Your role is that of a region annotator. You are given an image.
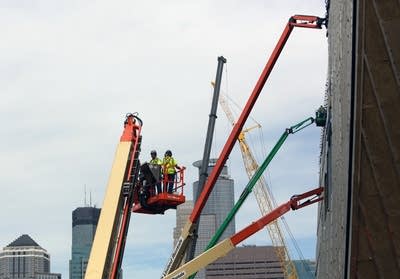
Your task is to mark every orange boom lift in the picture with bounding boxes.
[163,15,325,276]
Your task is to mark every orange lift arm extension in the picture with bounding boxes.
[164,187,324,279]
[162,15,325,276]
[85,114,142,279]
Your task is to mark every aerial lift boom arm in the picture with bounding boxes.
[162,15,324,276]
[164,187,324,279]
[187,117,315,279]
[85,114,142,279]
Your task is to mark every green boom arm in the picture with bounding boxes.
[187,116,315,279]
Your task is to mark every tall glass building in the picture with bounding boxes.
[69,207,100,279]
[0,234,56,279]
[192,159,235,279]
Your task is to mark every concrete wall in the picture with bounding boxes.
[316,1,354,278]
[317,0,400,278]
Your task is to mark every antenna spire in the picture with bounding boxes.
[84,184,87,206]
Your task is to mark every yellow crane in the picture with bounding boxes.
[214,82,299,279]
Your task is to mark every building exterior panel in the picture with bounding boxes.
[317,0,400,278]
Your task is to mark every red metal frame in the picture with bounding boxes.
[290,15,323,29]
[161,167,186,194]
[132,167,187,214]
[290,186,324,210]
[231,187,324,245]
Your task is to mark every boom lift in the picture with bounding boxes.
[164,187,324,279]
[216,88,326,279]
[85,113,143,279]
[162,15,325,276]
[85,114,187,279]
[187,116,319,279]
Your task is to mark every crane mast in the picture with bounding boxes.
[185,56,227,263]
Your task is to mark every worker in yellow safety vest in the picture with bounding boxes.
[162,150,181,193]
[149,150,163,194]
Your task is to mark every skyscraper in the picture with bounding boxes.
[0,234,60,279]
[69,207,100,279]
[192,159,235,279]
[173,200,194,248]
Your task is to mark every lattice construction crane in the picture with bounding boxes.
[216,90,299,279]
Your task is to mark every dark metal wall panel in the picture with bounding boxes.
[317,0,400,278]
[350,0,400,278]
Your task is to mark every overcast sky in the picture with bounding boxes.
[0,1,328,278]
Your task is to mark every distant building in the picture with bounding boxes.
[69,207,100,279]
[0,234,59,279]
[205,245,284,279]
[173,200,194,248]
[192,159,235,279]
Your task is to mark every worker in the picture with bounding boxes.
[149,150,163,194]
[162,150,181,193]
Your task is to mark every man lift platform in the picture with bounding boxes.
[85,113,186,279]
[132,163,186,214]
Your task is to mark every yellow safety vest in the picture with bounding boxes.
[150,158,162,165]
[163,156,178,174]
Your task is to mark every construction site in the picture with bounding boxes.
[79,1,400,278]
[1,1,399,279]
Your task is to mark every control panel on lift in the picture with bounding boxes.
[132,163,186,214]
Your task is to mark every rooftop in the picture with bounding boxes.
[6,234,41,248]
